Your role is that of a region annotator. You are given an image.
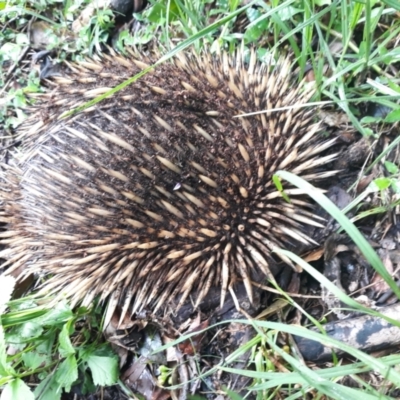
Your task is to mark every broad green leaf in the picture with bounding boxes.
[22,352,48,371]
[55,355,78,393]
[34,373,62,400]
[147,1,179,23]
[19,321,43,339]
[277,6,302,20]
[0,43,22,62]
[0,378,34,400]
[39,302,73,326]
[385,161,399,174]
[86,354,119,386]
[58,324,75,357]
[384,109,400,123]
[15,33,28,45]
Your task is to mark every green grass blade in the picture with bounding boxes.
[275,170,400,300]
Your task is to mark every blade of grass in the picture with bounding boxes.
[381,0,400,11]
[275,249,400,327]
[153,319,400,389]
[220,354,400,386]
[275,170,400,300]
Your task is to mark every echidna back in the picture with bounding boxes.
[1,49,337,319]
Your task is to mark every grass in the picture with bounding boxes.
[1,0,400,399]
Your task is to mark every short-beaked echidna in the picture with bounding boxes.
[1,48,337,318]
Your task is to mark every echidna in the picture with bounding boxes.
[0,47,337,320]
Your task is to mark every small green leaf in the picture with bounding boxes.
[58,323,75,357]
[384,161,398,174]
[361,116,382,124]
[12,90,27,108]
[86,354,119,386]
[387,79,400,94]
[19,321,43,339]
[244,8,268,43]
[147,1,178,23]
[371,177,391,191]
[391,180,400,194]
[0,43,22,62]
[40,302,73,326]
[384,109,400,123]
[36,332,56,367]
[15,33,28,45]
[21,352,48,371]
[277,6,302,21]
[363,127,375,137]
[55,355,78,393]
[0,378,34,400]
